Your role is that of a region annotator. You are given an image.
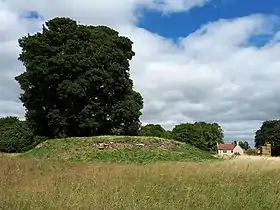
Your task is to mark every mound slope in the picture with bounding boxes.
[22,136,216,163]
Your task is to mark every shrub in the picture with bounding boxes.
[245,148,259,156]
[0,117,47,153]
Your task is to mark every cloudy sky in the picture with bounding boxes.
[1,0,280,145]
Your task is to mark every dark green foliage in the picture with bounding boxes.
[0,116,18,129]
[238,141,250,150]
[245,148,258,156]
[15,17,143,138]
[255,120,280,156]
[140,124,165,137]
[232,140,250,150]
[161,130,173,139]
[139,124,172,139]
[139,124,166,137]
[0,117,47,153]
[172,122,224,151]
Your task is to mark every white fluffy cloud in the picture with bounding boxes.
[1,0,280,144]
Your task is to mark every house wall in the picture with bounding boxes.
[218,149,233,156]
[233,145,244,155]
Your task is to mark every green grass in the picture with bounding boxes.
[21,136,216,163]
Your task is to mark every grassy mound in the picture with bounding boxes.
[21,136,216,163]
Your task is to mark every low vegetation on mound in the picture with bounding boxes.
[21,136,216,163]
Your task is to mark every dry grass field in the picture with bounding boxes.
[1,154,280,210]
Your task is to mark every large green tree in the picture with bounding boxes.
[255,120,280,156]
[15,17,143,138]
[172,122,224,151]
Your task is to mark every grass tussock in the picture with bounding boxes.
[21,136,216,163]
[1,155,280,210]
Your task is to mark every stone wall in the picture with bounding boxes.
[93,141,174,150]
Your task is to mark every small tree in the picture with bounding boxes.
[140,124,166,137]
[139,124,172,139]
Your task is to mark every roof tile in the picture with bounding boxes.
[217,144,235,150]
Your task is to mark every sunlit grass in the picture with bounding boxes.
[1,156,280,210]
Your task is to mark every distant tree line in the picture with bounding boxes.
[139,122,224,151]
[0,116,226,153]
[231,140,250,150]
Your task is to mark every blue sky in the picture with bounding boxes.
[139,0,280,43]
[24,0,280,47]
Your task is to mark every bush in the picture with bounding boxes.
[0,117,47,153]
[245,148,259,156]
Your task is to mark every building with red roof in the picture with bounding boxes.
[217,142,244,156]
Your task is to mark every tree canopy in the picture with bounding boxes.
[15,17,143,138]
[255,120,280,156]
[0,117,46,153]
[172,122,224,151]
[139,124,172,139]
[238,141,250,150]
[232,141,250,150]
